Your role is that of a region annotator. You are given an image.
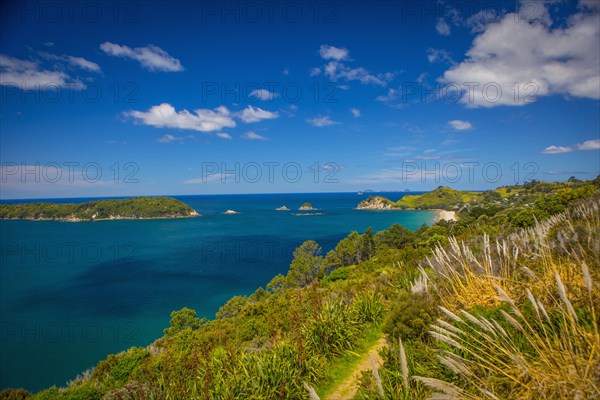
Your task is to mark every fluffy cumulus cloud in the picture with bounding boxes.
[237,106,279,123]
[242,131,268,140]
[319,45,350,61]
[307,116,339,127]
[542,139,600,154]
[249,89,278,101]
[441,1,600,107]
[100,42,183,72]
[0,54,85,89]
[448,120,473,130]
[127,103,236,132]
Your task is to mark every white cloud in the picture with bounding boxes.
[40,52,101,73]
[66,56,101,72]
[350,108,361,118]
[580,0,600,11]
[319,45,350,61]
[307,116,339,127]
[441,1,600,107]
[238,105,279,123]
[448,120,473,130]
[465,9,503,33]
[242,131,269,140]
[0,54,84,89]
[313,45,394,87]
[417,72,428,84]
[324,61,390,86]
[426,48,454,65]
[216,132,233,140]
[542,145,571,154]
[376,88,398,103]
[127,103,236,132]
[157,134,183,143]
[310,67,321,76]
[542,139,600,154]
[99,42,183,72]
[183,174,223,184]
[249,89,278,101]
[577,139,600,150]
[436,18,451,35]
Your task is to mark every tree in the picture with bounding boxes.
[334,232,362,267]
[266,274,286,293]
[286,240,323,287]
[216,296,247,319]
[378,224,413,249]
[361,227,376,260]
[164,307,205,336]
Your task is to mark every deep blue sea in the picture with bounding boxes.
[0,192,433,392]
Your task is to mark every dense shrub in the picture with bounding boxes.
[0,389,30,400]
[91,347,149,387]
[352,292,385,323]
[303,299,360,358]
[382,293,437,342]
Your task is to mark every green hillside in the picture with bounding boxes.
[3,177,599,399]
[0,197,199,221]
[394,186,482,209]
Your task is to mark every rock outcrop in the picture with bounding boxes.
[357,196,397,210]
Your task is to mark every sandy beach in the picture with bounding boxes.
[434,210,457,222]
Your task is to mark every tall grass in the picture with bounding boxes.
[416,200,600,399]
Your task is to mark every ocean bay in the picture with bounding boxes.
[0,192,433,391]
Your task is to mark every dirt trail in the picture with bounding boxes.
[325,337,387,400]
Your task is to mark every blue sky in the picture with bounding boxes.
[1,0,599,199]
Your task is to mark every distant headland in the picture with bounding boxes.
[356,186,476,221]
[0,197,200,221]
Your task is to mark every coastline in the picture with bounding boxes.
[0,212,201,222]
[433,209,457,222]
[356,206,456,224]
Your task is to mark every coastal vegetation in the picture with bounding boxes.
[0,197,199,221]
[358,186,481,210]
[2,177,599,399]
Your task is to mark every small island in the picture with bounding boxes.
[275,206,290,211]
[0,197,200,221]
[223,210,239,215]
[298,202,315,211]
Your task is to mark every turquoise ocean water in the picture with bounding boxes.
[0,192,434,392]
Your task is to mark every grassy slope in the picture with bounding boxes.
[359,186,483,210]
[393,186,482,209]
[0,197,198,220]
